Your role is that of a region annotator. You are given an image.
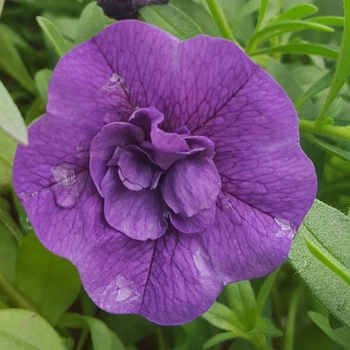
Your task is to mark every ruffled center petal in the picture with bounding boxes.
[90,107,221,240]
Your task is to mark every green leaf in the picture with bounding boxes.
[256,268,279,316]
[246,20,333,52]
[275,4,317,21]
[202,301,245,333]
[36,16,69,57]
[255,0,269,32]
[294,69,335,109]
[34,69,52,104]
[59,313,126,350]
[203,331,242,349]
[316,0,350,122]
[230,0,260,33]
[139,3,202,40]
[0,25,36,94]
[248,318,282,337]
[15,232,81,325]
[289,200,350,327]
[226,281,257,331]
[0,80,28,145]
[75,2,105,44]
[250,43,338,59]
[0,309,66,350]
[309,16,345,26]
[309,312,350,349]
[305,135,350,163]
[0,197,20,282]
[0,128,17,190]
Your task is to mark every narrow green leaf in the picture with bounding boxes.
[309,312,350,349]
[294,69,335,109]
[139,4,202,40]
[230,0,260,32]
[250,43,338,59]
[276,4,317,21]
[59,313,126,350]
[202,301,246,333]
[0,197,20,282]
[316,0,350,122]
[0,25,36,93]
[36,16,69,57]
[226,281,258,331]
[0,309,66,350]
[255,0,269,32]
[289,200,350,327]
[248,318,282,337]
[76,2,105,44]
[305,134,350,163]
[0,81,28,145]
[203,331,242,349]
[16,232,81,325]
[256,268,279,316]
[34,69,52,104]
[309,16,345,26]
[246,20,333,52]
[0,128,17,190]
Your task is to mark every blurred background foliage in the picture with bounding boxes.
[1,0,350,349]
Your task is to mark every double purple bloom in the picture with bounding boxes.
[14,21,316,325]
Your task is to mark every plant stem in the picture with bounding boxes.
[299,119,350,142]
[206,0,236,42]
[0,271,38,312]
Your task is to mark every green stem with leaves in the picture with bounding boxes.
[299,119,350,142]
[206,0,236,42]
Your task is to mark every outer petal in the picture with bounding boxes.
[93,20,178,111]
[201,192,297,282]
[140,227,223,324]
[101,167,168,240]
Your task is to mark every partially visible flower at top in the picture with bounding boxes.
[98,0,169,20]
[13,21,317,325]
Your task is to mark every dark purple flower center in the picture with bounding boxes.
[90,107,221,241]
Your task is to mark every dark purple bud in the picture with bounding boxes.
[98,0,169,20]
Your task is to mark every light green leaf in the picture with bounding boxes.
[275,4,317,21]
[203,331,242,349]
[248,318,282,337]
[0,128,17,190]
[76,2,105,44]
[294,69,335,109]
[250,43,338,59]
[0,309,66,350]
[202,302,245,333]
[246,20,333,52]
[34,69,52,104]
[0,25,36,93]
[59,313,126,350]
[289,200,350,327]
[139,3,202,40]
[256,269,279,316]
[16,233,81,325]
[226,281,257,331]
[230,0,260,32]
[0,80,28,145]
[309,312,350,349]
[36,16,69,57]
[309,16,345,26]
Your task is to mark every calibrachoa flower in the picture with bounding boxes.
[97,0,169,20]
[14,20,316,325]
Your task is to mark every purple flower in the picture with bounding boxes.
[97,0,169,20]
[13,21,316,325]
